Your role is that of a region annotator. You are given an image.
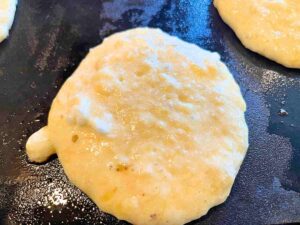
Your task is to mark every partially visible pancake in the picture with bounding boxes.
[214,0,300,69]
[26,28,248,225]
[0,0,17,43]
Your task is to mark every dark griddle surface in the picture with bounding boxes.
[0,1,300,224]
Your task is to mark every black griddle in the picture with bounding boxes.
[0,1,300,224]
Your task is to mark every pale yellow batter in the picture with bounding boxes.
[26,28,248,225]
[0,0,17,43]
[214,0,300,69]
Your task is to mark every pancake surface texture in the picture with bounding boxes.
[0,0,17,43]
[26,28,248,225]
[214,0,300,68]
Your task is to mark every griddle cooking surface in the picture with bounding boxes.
[0,1,300,224]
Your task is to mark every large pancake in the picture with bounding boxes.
[0,0,17,43]
[26,28,248,225]
[214,0,300,69]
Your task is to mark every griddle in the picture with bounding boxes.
[0,1,300,224]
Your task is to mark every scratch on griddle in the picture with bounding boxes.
[35,26,60,72]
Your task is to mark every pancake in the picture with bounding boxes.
[214,0,300,68]
[26,28,248,225]
[0,0,17,43]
